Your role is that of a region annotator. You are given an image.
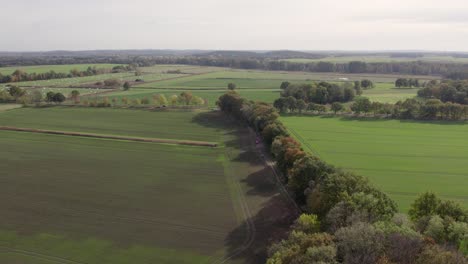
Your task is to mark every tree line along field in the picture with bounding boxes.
[281,116,468,211]
[281,54,468,63]
[0,107,297,264]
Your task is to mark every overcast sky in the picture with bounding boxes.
[2,0,468,51]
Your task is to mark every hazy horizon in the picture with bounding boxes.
[2,0,468,52]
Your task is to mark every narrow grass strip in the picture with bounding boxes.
[0,126,218,147]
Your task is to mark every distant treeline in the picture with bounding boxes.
[216,91,468,263]
[2,55,468,78]
[0,65,135,84]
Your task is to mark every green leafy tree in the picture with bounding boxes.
[123,81,131,91]
[335,222,385,264]
[296,99,307,114]
[70,90,80,104]
[8,86,25,99]
[52,93,66,104]
[280,81,291,90]
[331,102,344,114]
[227,83,237,90]
[350,97,372,115]
[408,192,441,221]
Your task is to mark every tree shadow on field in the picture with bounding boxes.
[191,111,237,130]
[192,110,300,263]
[223,195,298,264]
[242,167,279,197]
[232,148,264,166]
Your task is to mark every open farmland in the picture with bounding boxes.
[0,107,297,264]
[0,64,119,75]
[2,64,437,105]
[0,107,226,141]
[281,116,468,211]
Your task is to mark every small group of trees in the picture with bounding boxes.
[45,91,66,104]
[217,92,468,263]
[94,92,205,108]
[395,78,421,88]
[0,86,78,105]
[227,83,237,90]
[351,97,468,120]
[418,80,468,104]
[279,81,358,106]
[273,95,468,121]
[274,96,346,114]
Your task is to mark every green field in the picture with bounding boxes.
[0,107,296,264]
[281,116,468,211]
[0,107,227,141]
[96,88,281,106]
[0,64,119,75]
[363,84,421,103]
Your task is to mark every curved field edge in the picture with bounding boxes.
[281,115,468,211]
[0,232,211,264]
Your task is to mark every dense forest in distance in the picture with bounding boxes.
[2,50,468,78]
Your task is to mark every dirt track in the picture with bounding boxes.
[0,126,218,147]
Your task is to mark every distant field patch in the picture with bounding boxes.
[0,64,119,75]
[281,116,468,211]
[0,104,22,111]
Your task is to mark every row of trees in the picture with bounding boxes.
[217,92,467,263]
[0,86,72,104]
[0,65,134,84]
[396,78,421,88]
[81,92,206,108]
[272,94,468,121]
[418,80,468,104]
[278,81,362,106]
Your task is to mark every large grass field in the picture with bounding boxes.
[0,107,296,264]
[0,107,226,141]
[281,116,468,211]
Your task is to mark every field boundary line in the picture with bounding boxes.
[0,126,218,147]
[288,127,322,158]
[0,245,86,264]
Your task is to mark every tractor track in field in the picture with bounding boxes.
[210,131,256,264]
[0,245,86,264]
[211,127,301,264]
[250,128,302,215]
[0,126,218,147]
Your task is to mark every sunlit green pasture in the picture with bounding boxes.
[281,116,468,211]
